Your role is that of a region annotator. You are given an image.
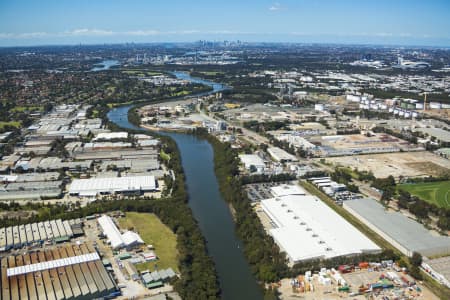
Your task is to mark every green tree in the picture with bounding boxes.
[410,252,422,267]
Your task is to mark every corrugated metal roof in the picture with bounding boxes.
[97,215,144,249]
[69,175,157,195]
[261,188,380,263]
[344,198,450,257]
[7,252,99,277]
[98,215,124,249]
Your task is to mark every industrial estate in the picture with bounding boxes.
[1,28,450,300]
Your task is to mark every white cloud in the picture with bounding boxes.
[124,30,161,36]
[0,28,257,39]
[67,28,115,36]
[269,2,281,11]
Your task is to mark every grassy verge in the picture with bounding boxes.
[119,212,179,273]
[421,270,450,300]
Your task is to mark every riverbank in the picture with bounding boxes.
[107,71,264,300]
[141,124,192,133]
[193,128,289,284]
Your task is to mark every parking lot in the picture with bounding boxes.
[334,191,363,203]
[245,182,293,202]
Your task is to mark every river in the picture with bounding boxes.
[91,59,120,71]
[107,72,263,300]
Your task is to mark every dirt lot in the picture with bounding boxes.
[320,151,450,178]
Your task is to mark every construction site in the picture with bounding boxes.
[309,133,424,157]
[319,151,450,178]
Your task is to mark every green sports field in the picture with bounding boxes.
[399,181,450,208]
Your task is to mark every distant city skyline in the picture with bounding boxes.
[1,0,450,47]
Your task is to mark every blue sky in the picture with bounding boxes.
[1,0,449,47]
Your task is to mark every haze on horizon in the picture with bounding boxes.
[1,0,449,47]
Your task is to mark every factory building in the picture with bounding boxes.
[239,154,266,172]
[69,175,157,197]
[344,198,450,257]
[93,131,128,141]
[270,184,306,197]
[1,243,117,300]
[0,219,82,252]
[261,185,381,264]
[142,268,177,289]
[0,173,63,201]
[97,215,144,250]
[267,147,298,162]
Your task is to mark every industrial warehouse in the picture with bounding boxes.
[69,175,157,197]
[344,198,450,257]
[97,215,144,250]
[0,219,83,252]
[260,184,381,264]
[0,104,165,204]
[0,212,179,299]
[1,243,117,300]
[238,154,266,172]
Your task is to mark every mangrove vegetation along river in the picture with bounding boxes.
[107,72,263,300]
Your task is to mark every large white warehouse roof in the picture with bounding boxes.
[98,215,124,249]
[69,175,157,196]
[261,187,380,263]
[93,132,128,141]
[97,215,144,249]
[270,184,306,197]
